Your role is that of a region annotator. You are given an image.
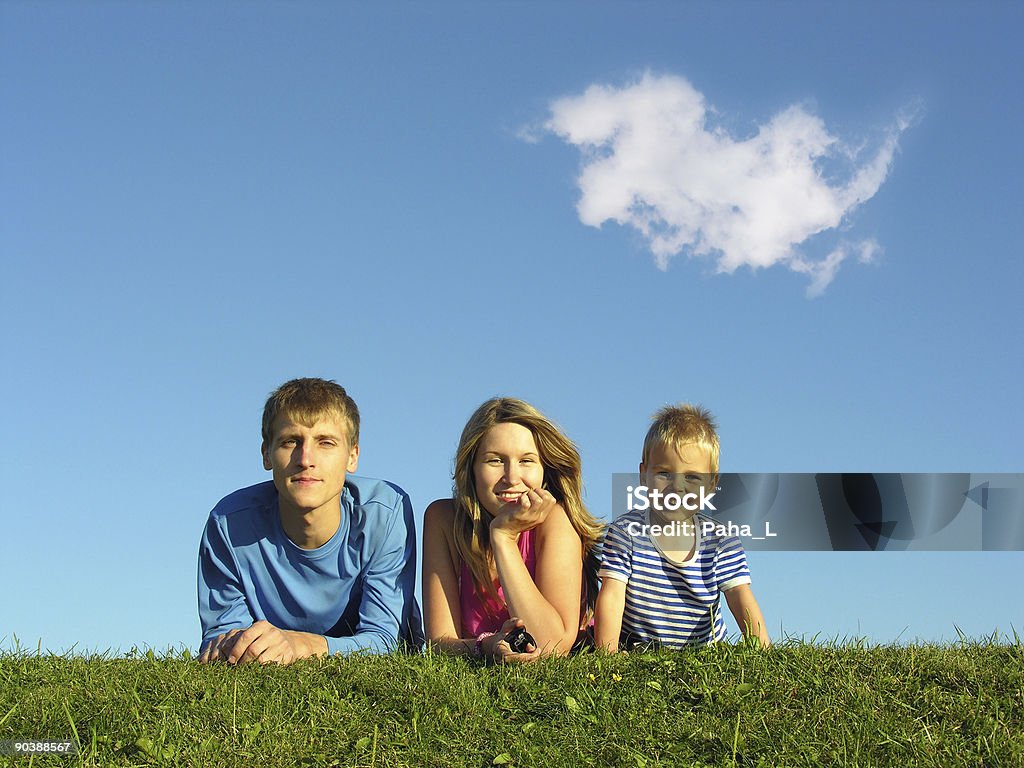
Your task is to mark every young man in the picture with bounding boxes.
[197,378,423,664]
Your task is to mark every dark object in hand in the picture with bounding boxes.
[504,626,536,653]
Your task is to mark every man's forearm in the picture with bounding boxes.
[324,628,397,656]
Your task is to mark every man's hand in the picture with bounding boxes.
[198,621,329,665]
[198,629,245,663]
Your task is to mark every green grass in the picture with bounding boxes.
[2,640,1022,767]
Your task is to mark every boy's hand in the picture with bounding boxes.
[724,584,771,648]
[199,621,328,665]
[489,487,557,542]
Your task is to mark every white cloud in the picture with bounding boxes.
[541,73,914,295]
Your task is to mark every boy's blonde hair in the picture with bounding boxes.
[642,403,720,476]
[451,397,604,617]
[261,377,360,447]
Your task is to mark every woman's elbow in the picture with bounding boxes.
[536,627,578,657]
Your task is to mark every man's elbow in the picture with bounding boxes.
[332,629,400,656]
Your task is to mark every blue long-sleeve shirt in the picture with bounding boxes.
[197,477,423,655]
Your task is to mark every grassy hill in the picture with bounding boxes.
[2,640,1021,767]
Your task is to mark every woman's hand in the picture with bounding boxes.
[489,487,558,542]
[481,618,541,664]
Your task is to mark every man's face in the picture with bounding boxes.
[640,441,714,520]
[261,411,359,519]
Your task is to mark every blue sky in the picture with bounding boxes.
[2,2,1021,654]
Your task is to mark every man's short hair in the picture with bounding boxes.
[261,378,360,447]
[642,403,720,474]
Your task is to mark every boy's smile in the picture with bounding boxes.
[640,441,715,523]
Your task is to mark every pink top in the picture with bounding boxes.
[459,529,537,637]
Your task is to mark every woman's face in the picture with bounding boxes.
[473,422,545,516]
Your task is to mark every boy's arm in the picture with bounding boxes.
[594,576,626,652]
[724,584,770,647]
[594,519,633,652]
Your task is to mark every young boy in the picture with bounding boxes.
[595,404,769,650]
[197,377,423,664]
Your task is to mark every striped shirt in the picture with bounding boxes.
[599,509,751,648]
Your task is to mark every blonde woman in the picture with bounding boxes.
[423,398,603,662]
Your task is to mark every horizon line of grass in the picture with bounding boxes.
[2,639,1022,767]
[2,624,1021,661]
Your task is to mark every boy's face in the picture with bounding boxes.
[640,441,715,519]
[261,410,359,519]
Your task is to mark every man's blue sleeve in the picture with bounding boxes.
[326,490,419,655]
[197,515,253,645]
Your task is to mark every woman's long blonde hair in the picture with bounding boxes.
[451,398,604,617]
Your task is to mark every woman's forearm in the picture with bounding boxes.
[490,534,577,653]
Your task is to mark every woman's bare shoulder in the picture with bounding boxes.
[424,498,456,526]
[535,502,581,550]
